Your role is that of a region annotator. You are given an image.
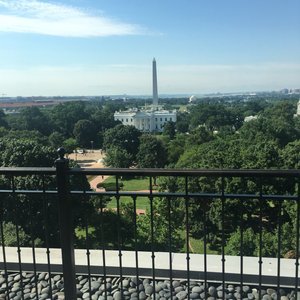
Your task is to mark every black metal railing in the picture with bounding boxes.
[0,149,299,300]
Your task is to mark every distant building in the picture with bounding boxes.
[114,108,176,132]
[189,95,197,103]
[114,58,177,132]
[244,115,258,122]
[294,99,300,118]
[280,88,289,94]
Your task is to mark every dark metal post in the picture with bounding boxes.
[55,147,77,299]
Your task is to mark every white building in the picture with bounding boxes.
[114,58,177,132]
[114,107,177,132]
[296,99,300,116]
[189,95,197,103]
[244,115,258,122]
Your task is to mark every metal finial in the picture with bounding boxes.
[57,147,66,159]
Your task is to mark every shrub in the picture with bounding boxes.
[97,181,124,191]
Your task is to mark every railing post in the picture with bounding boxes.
[55,147,77,299]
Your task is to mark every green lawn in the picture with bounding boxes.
[106,196,150,211]
[102,176,154,191]
[101,176,155,210]
[180,231,218,254]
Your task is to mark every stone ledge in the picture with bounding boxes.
[0,247,298,287]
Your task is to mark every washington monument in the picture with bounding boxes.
[152,58,158,107]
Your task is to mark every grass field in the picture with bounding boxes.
[102,176,154,191]
[180,231,218,254]
[96,177,218,254]
[106,196,150,211]
[102,176,155,210]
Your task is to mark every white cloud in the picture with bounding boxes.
[0,0,143,37]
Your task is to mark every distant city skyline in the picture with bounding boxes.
[0,0,299,96]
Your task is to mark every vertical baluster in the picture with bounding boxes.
[203,199,207,298]
[149,176,156,300]
[133,195,139,296]
[221,176,225,299]
[116,176,123,298]
[12,176,24,300]
[28,196,38,300]
[167,196,173,295]
[258,180,263,299]
[42,175,52,299]
[240,197,244,291]
[295,179,300,299]
[0,197,9,300]
[277,199,282,298]
[83,174,91,299]
[185,176,190,300]
[100,197,107,300]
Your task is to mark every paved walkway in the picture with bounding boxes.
[89,171,109,192]
[70,153,146,214]
[69,151,109,192]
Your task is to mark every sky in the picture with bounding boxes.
[0,0,299,97]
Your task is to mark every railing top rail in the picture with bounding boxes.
[0,167,56,175]
[68,168,300,178]
[0,167,299,178]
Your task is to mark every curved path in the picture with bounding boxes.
[69,151,146,214]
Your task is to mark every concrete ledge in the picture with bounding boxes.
[0,247,298,287]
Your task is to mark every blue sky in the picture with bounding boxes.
[0,0,299,96]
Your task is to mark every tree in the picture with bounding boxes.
[189,103,243,131]
[0,138,92,247]
[104,146,133,168]
[91,107,119,132]
[50,102,88,135]
[18,107,52,136]
[136,135,167,168]
[62,138,78,154]
[49,131,65,149]
[136,198,184,251]
[225,227,257,256]
[240,139,281,169]
[173,135,282,250]
[163,121,176,139]
[0,110,8,128]
[103,124,141,158]
[0,129,47,144]
[243,99,267,116]
[166,134,186,165]
[73,119,97,148]
[239,101,299,147]
[280,140,300,169]
[187,126,214,146]
[0,138,56,167]
[0,222,30,247]
[176,112,190,133]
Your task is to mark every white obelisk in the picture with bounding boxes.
[152,58,158,107]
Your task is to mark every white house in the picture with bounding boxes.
[114,107,177,132]
[114,58,177,132]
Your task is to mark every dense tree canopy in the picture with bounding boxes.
[0,97,299,255]
[136,135,167,168]
[103,146,134,168]
[73,119,97,148]
[103,124,141,157]
[189,103,243,131]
